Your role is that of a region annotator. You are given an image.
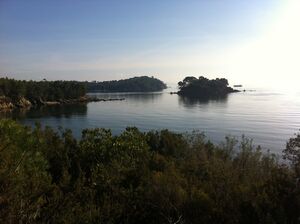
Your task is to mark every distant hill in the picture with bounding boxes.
[85,76,167,92]
[177,76,238,98]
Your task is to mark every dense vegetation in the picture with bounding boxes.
[0,77,86,102]
[86,76,167,92]
[1,119,299,223]
[178,76,238,98]
[0,76,166,109]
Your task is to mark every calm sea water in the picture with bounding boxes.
[1,89,300,153]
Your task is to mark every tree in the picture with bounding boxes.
[283,132,300,176]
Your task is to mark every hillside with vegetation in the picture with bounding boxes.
[178,76,238,98]
[86,76,167,92]
[0,76,167,110]
[0,78,87,110]
[0,119,299,223]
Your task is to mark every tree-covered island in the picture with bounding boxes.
[177,76,239,98]
[86,76,167,92]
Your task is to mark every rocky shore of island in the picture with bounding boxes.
[0,95,125,111]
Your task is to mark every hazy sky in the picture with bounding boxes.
[0,0,299,89]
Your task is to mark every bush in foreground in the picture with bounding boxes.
[0,119,299,223]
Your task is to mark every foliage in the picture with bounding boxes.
[85,76,167,92]
[0,119,299,223]
[0,77,86,102]
[0,76,166,105]
[178,76,238,98]
[283,132,300,177]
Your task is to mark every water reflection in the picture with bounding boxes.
[89,92,163,103]
[125,93,163,102]
[178,95,228,108]
[0,104,88,120]
[0,91,299,153]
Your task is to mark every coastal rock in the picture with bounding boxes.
[44,101,60,105]
[16,97,32,108]
[0,96,14,110]
[0,94,126,111]
[79,96,89,102]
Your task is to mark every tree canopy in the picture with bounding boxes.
[85,76,167,92]
[0,77,86,102]
[178,76,237,98]
[0,119,299,223]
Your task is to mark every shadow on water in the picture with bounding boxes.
[178,95,228,108]
[0,104,88,120]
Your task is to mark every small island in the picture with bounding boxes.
[85,76,167,92]
[177,76,239,98]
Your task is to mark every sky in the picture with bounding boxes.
[0,0,299,90]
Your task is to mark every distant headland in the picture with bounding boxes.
[0,76,167,110]
[85,76,167,92]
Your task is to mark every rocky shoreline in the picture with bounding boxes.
[0,95,125,111]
